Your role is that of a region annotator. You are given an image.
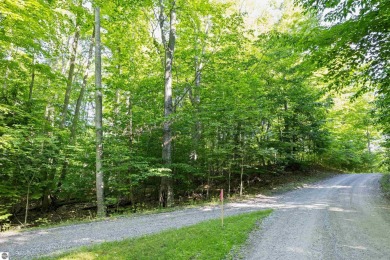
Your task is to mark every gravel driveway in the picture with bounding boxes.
[1,174,389,259]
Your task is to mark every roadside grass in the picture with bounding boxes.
[39,210,272,260]
[380,173,390,199]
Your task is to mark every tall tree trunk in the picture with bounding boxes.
[228,166,231,198]
[127,93,133,147]
[95,6,106,218]
[24,168,36,225]
[39,92,56,212]
[61,36,71,75]
[159,0,176,207]
[60,24,80,128]
[206,165,211,199]
[24,181,30,225]
[56,23,81,205]
[127,93,135,206]
[41,164,56,212]
[55,28,94,202]
[71,29,95,141]
[189,17,210,162]
[240,157,244,197]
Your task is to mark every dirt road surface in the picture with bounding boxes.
[1,174,389,259]
[242,173,390,259]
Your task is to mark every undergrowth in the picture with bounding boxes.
[7,168,338,232]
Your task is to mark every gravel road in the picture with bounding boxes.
[243,173,390,259]
[1,174,389,259]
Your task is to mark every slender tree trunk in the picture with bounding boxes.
[61,36,71,75]
[206,165,211,199]
[127,93,136,207]
[56,23,81,205]
[240,157,244,197]
[41,166,56,212]
[24,177,33,225]
[39,90,56,212]
[95,6,106,218]
[71,30,95,141]
[24,184,30,225]
[60,25,80,128]
[159,0,176,207]
[228,166,231,198]
[127,93,133,147]
[55,29,94,200]
[190,17,210,162]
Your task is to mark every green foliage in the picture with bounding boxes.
[296,0,390,168]
[320,91,383,172]
[0,0,387,226]
[42,210,272,260]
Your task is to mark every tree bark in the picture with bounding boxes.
[240,157,244,197]
[95,6,106,218]
[126,93,135,205]
[71,29,95,141]
[189,17,210,162]
[159,0,176,207]
[228,166,231,198]
[127,93,133,146]
[60,25,80,128]
[54,30,95,200]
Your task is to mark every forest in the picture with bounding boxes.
[0,0,389,228]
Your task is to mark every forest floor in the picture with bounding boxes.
[8,165,341,229]
[1,174,389,259]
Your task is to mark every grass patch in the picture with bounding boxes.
[40,210,272,260]
[380,174,390,199]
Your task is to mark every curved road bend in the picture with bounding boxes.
[242,173,390,260]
